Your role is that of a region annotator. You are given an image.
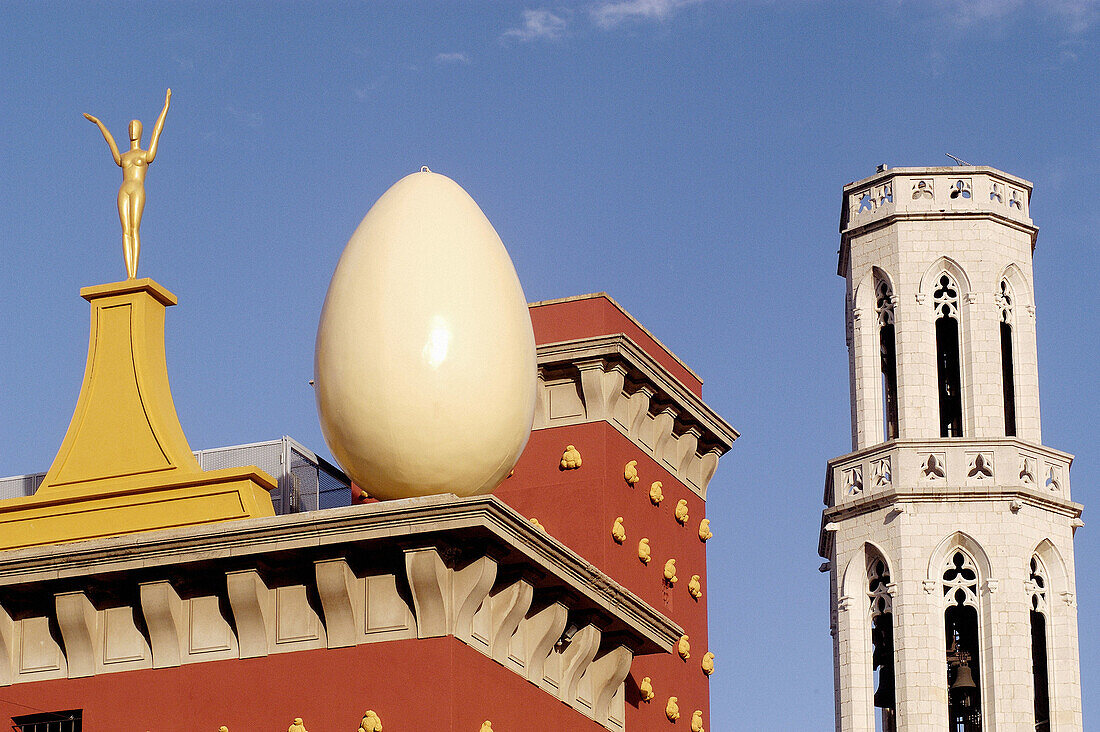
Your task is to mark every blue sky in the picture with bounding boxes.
[0,1,1096,727]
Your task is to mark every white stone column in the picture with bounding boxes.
[1049,541,1083,731]
[894,560,949,731]
[835,548,875,731]
[1014,303,1042,441]
[851,306,883,450]
[895,290,938,440]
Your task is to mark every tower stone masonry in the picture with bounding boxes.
[819,166,1084,731]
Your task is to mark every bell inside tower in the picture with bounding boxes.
[869,555,896,732]
[943,551,982,731]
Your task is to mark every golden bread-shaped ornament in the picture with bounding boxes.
[624,460,639,485]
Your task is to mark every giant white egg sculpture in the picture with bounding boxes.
[314,169,537,500]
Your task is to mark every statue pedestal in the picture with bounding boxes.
[0,279,275,551]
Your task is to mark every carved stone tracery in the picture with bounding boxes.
[942,551,979,609]
[933,274,959,320]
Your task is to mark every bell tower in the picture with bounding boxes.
[819,166,1084,731]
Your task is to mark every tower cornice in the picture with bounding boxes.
[838,166,1038,276]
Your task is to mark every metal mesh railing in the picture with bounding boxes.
[0,437,350,515]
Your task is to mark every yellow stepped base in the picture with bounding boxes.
[0,467,275,551]
[0,278,276,552]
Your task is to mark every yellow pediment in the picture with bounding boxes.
[0,279,275,551]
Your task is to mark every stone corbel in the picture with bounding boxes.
[560,623,602,704]
[628,385,657,439]
[452,555,498,641]
[584,644,633,722]
[314,559,359,648]
[490,578,534,665]
[675,427,702,476]
[533,370,549,428]
[55,591,98,678]
[139,580,185,668]
[0,601,13,686]
[226,569,274,659]
[922,579,938,594]
[692,446,723,492]
[405,547,451,639]
[524,601,569,683]
[577,359,626,422]
[653,407,679,466]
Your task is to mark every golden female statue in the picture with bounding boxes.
[84,89,171,279]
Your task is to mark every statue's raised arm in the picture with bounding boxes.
[147,88,171,163]
[83,112,122,167]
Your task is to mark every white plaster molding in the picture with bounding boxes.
[536,335,737,499]
[314,558,359,648]
[524,601,569,684]
[576,358,626,422]
[0,494,681,649]
[405,547,451,639]
[452,555,498,641]
[139,580,185,668]
[226,569,273,659]
[55,591,98,678]
[490,578,534,665]
[560,623,602,704]
[0,602,12,686]
[584,644,633,721]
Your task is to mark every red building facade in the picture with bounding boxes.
[0,293,734,732]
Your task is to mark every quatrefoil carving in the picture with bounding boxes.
[843,467,863,496]
[1019,456,1036,485]
[968,453,993,480]
[922,453,946,480]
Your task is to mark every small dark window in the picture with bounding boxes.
[1031,612,1050,732]
[1029,556,1050,732]
[998,281,1017,437]
[934,274,963,437]
[11,709,81,732]
[876,275,899,441]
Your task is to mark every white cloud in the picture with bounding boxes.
[936,0,1098,35]
[435,52,470,64]
[503,9,570,41]
[590,0,696,29]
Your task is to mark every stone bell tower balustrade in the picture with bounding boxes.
[822,438,1077,517]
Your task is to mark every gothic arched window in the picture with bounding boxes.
[934,274,964,437]
[1028,555,1050,730]
[997,280,1017,436]
[943,550,982,730]
[868,554,896,731]
[875,274,899,441]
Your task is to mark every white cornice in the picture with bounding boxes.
[536,334,738,500]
